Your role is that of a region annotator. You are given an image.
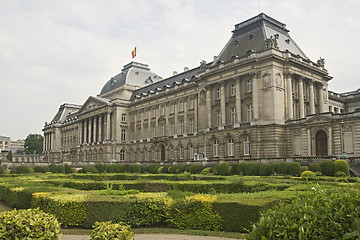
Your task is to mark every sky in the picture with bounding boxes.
[1,0,359,140]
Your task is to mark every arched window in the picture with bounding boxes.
[213,140,219,157]
[244,136,251,155]
[189,144,194,160]
[120,149,125,161]
[228,138,234,156]
[144,148,148,161]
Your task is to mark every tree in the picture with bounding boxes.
[24,134,43,154]
[6,151,13,161]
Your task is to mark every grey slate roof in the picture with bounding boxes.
[212,13,309,66]
[100,62,161,95]
[130,66,201,101]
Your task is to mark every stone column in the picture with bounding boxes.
[298,77,305,118]
[328,126,332,155]
[78,121,82,145]
[318,84,325,113]
[252,73,259,120]
[98,115,103,143]
[206,86,212,129]
[184,99,187,135]
[93,116,97,143]
[84,120,88,144]
[220,82,226,126]
[307,128,311,156]
[194,96,198,133]
[286,72,293,119]
[309,80,315,115]
[106,112,111,141]
[43,133,46,152]
[235,78,242,125]
[88,118,92,144]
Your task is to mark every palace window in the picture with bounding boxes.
[216,110,221,126]
[228,138,234,156]
[170,122,175,136]
[247,79,253,92]
[171,147,174,159]
[121,129,126,141]
[179,145,184,159]
[213,140,219,157]
[121,113,126,122]
[161,105,165,116]
[120,149,125,161]
[152,125,156,137]
[179,120,184,135]
[247,104,253,122]
[231,84,236,96]
[231,107,236,124]
[144,150,148,160]
[244,136,251,155]
[161,123,165,136]
[189,118,194,133]
[179,101,184,112]
[152,108,156,118]
[145,127,149,139]
[216,88,221,99]
[189,99,194,110]
[138,128,141,140]
[171,103,175,113]
[152,149,155,160]
[138,113,141,121]
[189,144,194,159]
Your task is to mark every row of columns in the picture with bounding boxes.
[286,74,326,119]
[79,112,111,145]
[43,132,52,151]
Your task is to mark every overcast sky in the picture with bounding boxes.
[1,0,359,141]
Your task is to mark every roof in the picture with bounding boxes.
[212,13,308,66]
[130,66,201,101]
[100,62,161,95]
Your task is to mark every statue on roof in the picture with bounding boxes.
[317,57,325,68]
[265,36,279,50]
[200,60,207,71]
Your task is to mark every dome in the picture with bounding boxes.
[100,62,161,95]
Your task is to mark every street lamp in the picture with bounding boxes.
[47,150,51,163]
[340,121,348,159]
[203,130,208,161]
[82,143,88,162]
[111,138,117,163]
[33,151,36,163]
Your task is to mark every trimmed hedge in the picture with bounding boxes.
[334,159,349,175]
[168,195,222,231]
[91,221,133,240]
[0,208,61,239]
[321,160,335,176]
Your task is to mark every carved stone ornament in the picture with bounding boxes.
[264,36,279,50]
[262,73,271,91]
[199,90,206,105]
[199,60,207,71]
[275,73,283,89]
[317,57,325,68]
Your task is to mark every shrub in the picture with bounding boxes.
[236,162,246,175]
[216,163,230,176]
[90,221,133,240]
[161,165,170,174]
[288,162,301,176]
[275,162,288,175]
[229,164,239,175]
[15,165,32,174]
[244,162,257,176]
[64,164,72,174]
[157,167,164,174]
[300,165,309,173]
[0,165,4,174]
[34,166,43,173]
[123,164,132,173]
[189,164,204,174]
[259,163,273,176]
[148,164,160,174]
[334,160,349,176]
[200,167,212,175]
[57,165,65,174]
[0,208,61,239]
[49,163,58,173]
[79,166,99,174]
[114,164,124,173]
[167,195,222,231]
[309,163,322,173]
[247,187,360,240]
[321,160,335,176]
[177,164,188,173]
[131,164,141,173]
[168,165,179,174]
[94,164,106,173]
[300,170,316,179]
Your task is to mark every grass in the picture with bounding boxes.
[61,227,247,239]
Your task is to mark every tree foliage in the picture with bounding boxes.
[24,134,43,154]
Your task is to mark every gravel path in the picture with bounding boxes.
[61,234,242,240]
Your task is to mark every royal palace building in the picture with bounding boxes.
[42,13,360,165]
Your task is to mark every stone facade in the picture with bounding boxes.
[42,13,360,165]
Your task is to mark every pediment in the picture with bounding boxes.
[304,114,332,125]
[78,96,111,114]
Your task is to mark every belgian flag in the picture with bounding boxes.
[131,47,136,59]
